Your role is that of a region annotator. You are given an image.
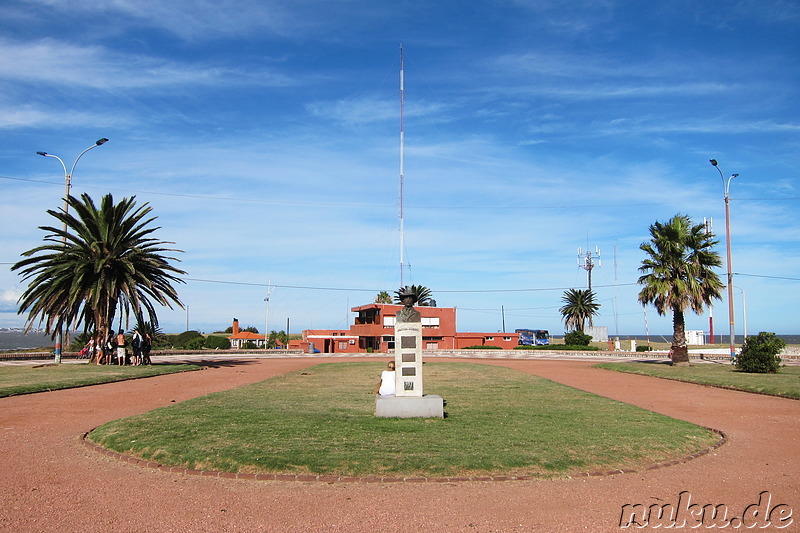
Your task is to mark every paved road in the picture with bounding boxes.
[1,356,797,532]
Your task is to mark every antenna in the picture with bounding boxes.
[399,43,405,287]
[577,245,601,292]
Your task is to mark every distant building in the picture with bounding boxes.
[297,303,519,354]
[227,318,267,349]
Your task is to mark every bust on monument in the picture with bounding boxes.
[395,287,421,323]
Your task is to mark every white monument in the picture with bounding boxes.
[375,287,444,418]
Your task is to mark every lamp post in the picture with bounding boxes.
[36,138,109,363]
[734,286,747,341]
[264,280,273,350]
[709,159,738,361]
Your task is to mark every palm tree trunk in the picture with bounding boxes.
[671,307,690,365]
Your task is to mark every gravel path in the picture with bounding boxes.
[1,357,797,532]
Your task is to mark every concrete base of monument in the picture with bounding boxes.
[375,395,445,418]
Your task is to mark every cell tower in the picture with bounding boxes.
[578,246,601,292]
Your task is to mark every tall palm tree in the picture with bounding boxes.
[559,288,600,332]
[394,285,433,306]
[638,214,723,365]
[374,291,392,304]
[13,193,186,363]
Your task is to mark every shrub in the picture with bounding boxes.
[184,337,206,350]
[735,332,784,373]
[636,345,653,352]
[513,344,599,351]
[171,330,204,349]
[462,345,502,350]
[564,330,592,346]
[204,335,230,350]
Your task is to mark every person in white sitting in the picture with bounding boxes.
[375,360,396,395]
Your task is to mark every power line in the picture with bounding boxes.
[184,276,639,293]
[734,272,800,282]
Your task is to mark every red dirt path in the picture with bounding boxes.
[1,357,797,532]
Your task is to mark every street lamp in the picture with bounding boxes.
[264,280,273,350]
[734,286,747,341]
[709,159,738,361]
[36,138,109,363]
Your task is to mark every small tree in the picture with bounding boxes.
[267,330,289,348]
[564,330,592,346]
[394,285,433,306]
[736,332,784,373]
[374,291,392,304]
[559,288,600,332]
[204,336,230,350]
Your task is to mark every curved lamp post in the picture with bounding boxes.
[36,138,109,363]
[709,159,738,361]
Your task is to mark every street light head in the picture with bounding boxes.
[731,173,739,178]
[709,159,718,166]
[36,151,48,156]
[95,138,109,146]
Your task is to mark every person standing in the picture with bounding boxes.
[131,329,143,366]
[142,332,152,365]
[116,329,127,365]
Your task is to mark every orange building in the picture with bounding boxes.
[299,303,519,354]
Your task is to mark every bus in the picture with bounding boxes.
[515,329,550,346]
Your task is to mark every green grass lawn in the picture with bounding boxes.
[596,362,800,399]
[88,362,718,478]
[0,363,202,397]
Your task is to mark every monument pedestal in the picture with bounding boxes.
[375,395,444,418]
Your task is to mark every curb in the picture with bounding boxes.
[81,427,728,484]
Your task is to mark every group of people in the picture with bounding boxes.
[80,329,152,365]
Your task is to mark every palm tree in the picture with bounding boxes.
[13,193,186,363]
[559,288,600,332]
[374,291,392,304]
[394,285,433,306]
[638,214,723,365]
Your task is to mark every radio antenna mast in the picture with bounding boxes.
[399,44,406,287]
[577,245,601,293]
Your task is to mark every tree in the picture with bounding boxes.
[267,330,289,349]
[374,291,392,304]
[736,332,784,373]
[12,193,186,363]
[559,288,600,332]
[394,285,433,306]
[637,214,723,365]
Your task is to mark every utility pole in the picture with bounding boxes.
[704,217,715,344]
[577,246,601,292]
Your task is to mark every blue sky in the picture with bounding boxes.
[1,0,798,338]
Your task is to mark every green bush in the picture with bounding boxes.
[170,330,204,349]
[513,344,599,351]
[736,332,784,373]
[636,345,653,352]
[204,335,230,350]
[184,337,205,350]
[462,345,503,350]
[564,330,592,346]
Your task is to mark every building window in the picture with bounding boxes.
[421,317,440,327]
[383,316,396,328]
[486,336,494,341]
[426,342,439,349]
[504,337,512,341]
[338,341,348,351]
